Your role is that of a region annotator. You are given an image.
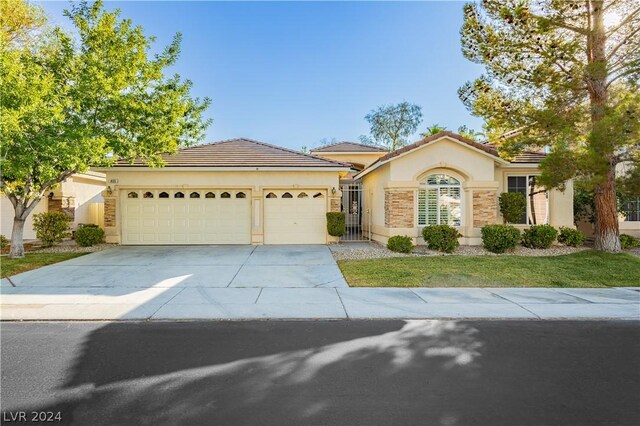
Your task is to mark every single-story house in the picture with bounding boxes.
[100,139,350,245]
[0,172,106,240]
[353,131,574,245]
[98,132,575,246]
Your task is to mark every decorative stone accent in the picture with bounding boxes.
[384,190,414,228]
[330,197,340,212]
[103,192,117,228]
[473,190,497,227]
[48,197,75,220]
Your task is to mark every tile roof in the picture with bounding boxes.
[115,138,350,168]
[375,131,501,163]
[510,151,547,163]
[311,141,388,153]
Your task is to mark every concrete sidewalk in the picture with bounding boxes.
[1,286,638,320]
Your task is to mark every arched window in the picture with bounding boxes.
[221,192,231,198]
[235,192,246,198]
[190,192,200,198]
[417,174,462,226]
[143,191,154,199]
[174,192,185,198]
[205,192,215,198]
[282,192,293,198]
[266,192,277,199]
[159,192,169,198]
[297,192,308,198]
[127,192,138,199]
[313,192,324,198]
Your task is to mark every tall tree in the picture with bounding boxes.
[363,102,423,151]
[0,0,211,257]
[459,0,640,252]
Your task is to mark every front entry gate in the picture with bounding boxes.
[340,183,369,241]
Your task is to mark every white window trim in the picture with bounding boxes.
[506,174,550,225]
[416,176,464,227]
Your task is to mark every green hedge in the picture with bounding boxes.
[481,224,520,253]
[33,211,70,247]
[387,235,414,253]
[75,225,105,247]
[326,212,346,237]
[521,224,558,249]
[620,234,640,249]
[558,227,586,247]
[422,225,461,253]
[0,235,9,249]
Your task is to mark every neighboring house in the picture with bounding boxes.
[617,162,640,237]
[0,172,106,240]
[99,139,350,245]
[352,131,574,245]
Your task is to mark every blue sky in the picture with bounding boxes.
[38,1,485,150]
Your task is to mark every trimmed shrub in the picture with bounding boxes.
[387,235,414,253]
[499,192,526,224]
[481,224,520,253]
[422,224,461,253]
[75,225,105,247]
[326,212,346,237]
[620,234,640,249]
[521,224,558,249]
[557,227,586,247]
[32,211,70,247]
[0,234,9,249]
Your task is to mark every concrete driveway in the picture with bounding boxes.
[5,245,348,289]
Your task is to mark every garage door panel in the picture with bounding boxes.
[121,190,251,245]
[264,190,326,244]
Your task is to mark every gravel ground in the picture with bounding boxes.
[332,241,590,261]
[30,240,115,254]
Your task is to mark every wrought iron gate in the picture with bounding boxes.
[340,183,369,241]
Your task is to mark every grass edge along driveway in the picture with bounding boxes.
[1,252,87,279]
[338,250,640,288]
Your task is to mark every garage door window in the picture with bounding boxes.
[236,192,246,198]
[266,192,277,198]
[174,192,185,198]
[190,192,200,198]
[282,192,293,198]
[221,192,231,198]
[128,192,138,198]
[297,192,308,198]
[205,192,215,198]
[313,192,324,198]
[143,192,154,198]
[159,192,169,198]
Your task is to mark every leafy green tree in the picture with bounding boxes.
[0,0,211,257]
[363,102,422,151]
[459,0,640,252]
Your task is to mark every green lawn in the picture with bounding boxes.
[1,253,87,278]
[338,250,640,288]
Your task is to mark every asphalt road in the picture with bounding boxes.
[1,320,639,426]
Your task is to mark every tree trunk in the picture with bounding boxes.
[9,216,27,258]
[587,1,619,252]
[593,166,621,252]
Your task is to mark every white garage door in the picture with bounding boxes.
[264,190,327,244]
[121,189,251,245]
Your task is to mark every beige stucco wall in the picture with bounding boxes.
[101,168,343,244]
[311,152,386,170]
[0,196,48,240]
[360,136,575,246]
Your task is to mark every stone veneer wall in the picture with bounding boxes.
[384,190,414,228]
[103,193,117,227]
[472,190,497,227]
[48,197,75,220]
[330,197,340,213]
